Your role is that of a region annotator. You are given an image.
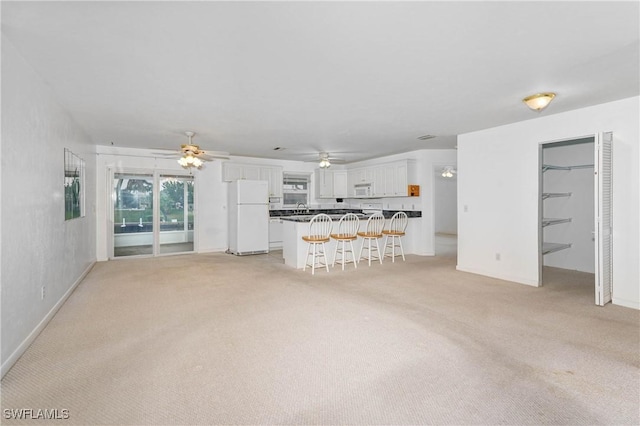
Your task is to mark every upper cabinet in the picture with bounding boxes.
[348,160,415,198]
[315,168,334,198]
[223,163,283,197]
[333,171,348,198]
[315,169,348,199]
[224,159,415,200]
[260,166,283,198]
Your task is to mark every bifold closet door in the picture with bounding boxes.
[594,132,613,306]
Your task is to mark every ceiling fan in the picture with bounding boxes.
[302,152,347,168]
[155,131,229,170]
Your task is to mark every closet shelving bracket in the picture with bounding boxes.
[542,217,572,227]
[542,192,572,200]
[542,164,594,172]
[542,242,572,255]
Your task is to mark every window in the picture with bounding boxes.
[282,173,310,206]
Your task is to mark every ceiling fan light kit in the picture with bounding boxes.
[522,92,556,111]
[175,131,221,171]
[441,166,456,178]
[318,152,331,168]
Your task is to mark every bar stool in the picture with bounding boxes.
[331,213,360,270]
[357,213,385,266]
[383,212,408,262]
[302,214,333,275]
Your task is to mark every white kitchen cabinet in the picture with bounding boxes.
[315,168,334,198]
[347,160,415,198]
[222,163,244,181]
[333,171,348,198]
[316,169,347,199]
[223,163,260,181]
[243,165,261,180]
[394,161,408,196]
[223,163,282,198]
[373,166,386,196]
[269,217,283,249]
[350,168,371,185]
[261,166,283,198]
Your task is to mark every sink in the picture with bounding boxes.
[287,214,314,219]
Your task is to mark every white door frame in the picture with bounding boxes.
[537,132,613,305]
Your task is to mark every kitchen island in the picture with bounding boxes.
[281,212,421,269]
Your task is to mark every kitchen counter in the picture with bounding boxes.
[272,209,421,221]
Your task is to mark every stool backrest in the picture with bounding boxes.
[308,214,333,238]
[388,211,408,233]
[365,212,385,236]
[336,213,360,237]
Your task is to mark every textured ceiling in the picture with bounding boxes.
[2,1,638,163]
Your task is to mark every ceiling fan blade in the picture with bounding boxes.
[152,151,180,157]
[197,153,229,161]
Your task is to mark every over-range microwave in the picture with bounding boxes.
[354,183,373,197]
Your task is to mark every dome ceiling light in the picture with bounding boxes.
[522,92,556,112]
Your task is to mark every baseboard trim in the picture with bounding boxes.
[197,247,228,254]
[456,265,539,287]
[1,260,97,379]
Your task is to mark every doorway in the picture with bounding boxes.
[434,164,457,257]
[112,171,195,258]
[538,132,612,305]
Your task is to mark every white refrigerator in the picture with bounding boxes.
[228,180,269,255]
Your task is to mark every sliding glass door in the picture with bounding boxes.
[112,171,195,258]
[159,175,194,254]
[113,173,154,257]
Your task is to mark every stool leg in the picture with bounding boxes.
[322,242,329,272]
[332,239,339,268]
[399,236,405,261]
[383,235,389,260]
[312,243,317,275]
[304,242,311,272]
[375,238,382,264]
[391,235,396,263]
[350,240,357,269]
[358,238,364,264]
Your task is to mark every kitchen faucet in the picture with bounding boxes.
[296,202,309,214]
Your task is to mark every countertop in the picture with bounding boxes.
[272,208,421,222]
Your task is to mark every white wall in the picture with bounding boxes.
[542,141,595,273]
[1,37,97,376]
[458,96,639,309]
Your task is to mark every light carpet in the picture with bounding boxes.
[1,252,638,425]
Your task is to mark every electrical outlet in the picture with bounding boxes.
[41,286,45,300]
[495,253,501,261]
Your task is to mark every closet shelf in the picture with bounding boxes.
[542,242,572,255]
[542,217,572,227]
[542,164,594,172]
[542,192,572,199]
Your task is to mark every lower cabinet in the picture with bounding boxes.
[269,218,283,249]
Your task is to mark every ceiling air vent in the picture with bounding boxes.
[417,135,436,140]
